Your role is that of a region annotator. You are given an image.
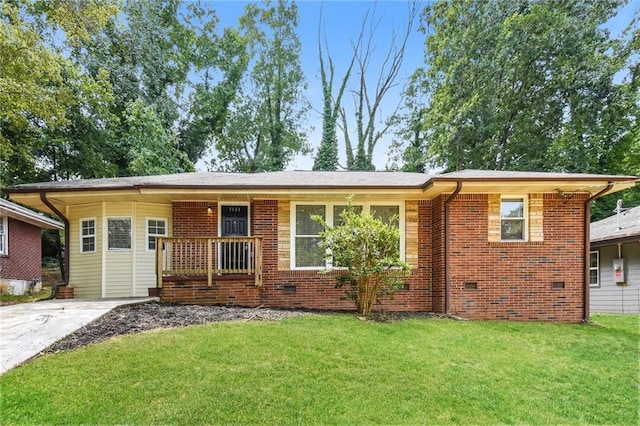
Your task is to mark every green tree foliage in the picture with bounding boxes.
[179,22,249,163]
[2,0,254,184]
[398,0,637,177]
[123,100,193,176]
[315,202,410,317]
[77,0,196,176]
[211,0,310,172]
[0,0,118,187]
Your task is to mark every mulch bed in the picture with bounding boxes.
[45,302,454,354]
[46,302,309,354]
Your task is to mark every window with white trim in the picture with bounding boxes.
[147,218,167,250]
[80,218,96,253]
[500,198,526,241]
[292,203,402,269]
[108,217,131,250]
[294,205,326,268]
[0,215,7,255]
[589,251,599,287]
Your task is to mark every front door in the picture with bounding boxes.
[220,205,249,271]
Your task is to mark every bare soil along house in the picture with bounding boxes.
[5,170,638,322]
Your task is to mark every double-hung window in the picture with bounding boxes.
[147,218,167,251]
[108,217,131,250]
[0,215,7,255]
[80,218,96,253]
[294,205,326,268]
[292,203,402,269]
[500,198,526,241]
[589,251,599,287]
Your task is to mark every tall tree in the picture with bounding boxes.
[591,10,640,220]
[78,0,196,176]
[0,0,118,187]
[178,22,249,163]
[340,2,418,171]
[312,5,358,171]
[123,100,193,176]
[211,0,310,172]
[399,0,636,175]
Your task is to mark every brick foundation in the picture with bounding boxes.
[161,276,259,306]
[56,286,75,299]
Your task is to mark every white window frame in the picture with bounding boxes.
[107,217,132,251]
[0,215,7,255]
[589,250,600,288]
[146,218,168,251]
[290,201,405,270]
[500,196,528,242]
[80,217,97,254]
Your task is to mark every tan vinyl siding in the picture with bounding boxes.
[135,203,171,296]
[488,194,501,242]
[278,200,290,270]
[68,204,102,298]
[529,194,543,242]
[405,200,419,268]
[104,202,134,297]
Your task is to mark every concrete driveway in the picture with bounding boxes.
[0,298,155,375]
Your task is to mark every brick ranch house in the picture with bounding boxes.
[5,170,638,322]
[0,198,63,295]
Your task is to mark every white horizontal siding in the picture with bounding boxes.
[591,242,640,314]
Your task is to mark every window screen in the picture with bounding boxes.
[108,218,131,250]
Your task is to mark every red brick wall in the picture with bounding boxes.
[161,277,259,306]
[0,218,42,281]
[447,193,587,322]
[163,195,588,322]
[251,200,434,312]
[173,202,217,237]
[431,196,446,313]
[165,200,435,312]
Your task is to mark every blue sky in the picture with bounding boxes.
[198,0,639,171]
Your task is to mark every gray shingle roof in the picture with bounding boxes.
[8,171,431,191]
[590,205,640,244]
[0,198,63,229]
[439,169,636,181]
[7,169,637,193]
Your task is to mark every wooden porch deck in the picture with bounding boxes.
[155,237,263,288]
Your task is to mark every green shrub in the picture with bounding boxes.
[315,201,410,316]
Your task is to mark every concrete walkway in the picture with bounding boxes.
[0,298,156,375]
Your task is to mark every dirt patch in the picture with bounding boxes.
[46,302,310,353]
[45,302,455,354]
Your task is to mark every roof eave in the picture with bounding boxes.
[591,234,640,247]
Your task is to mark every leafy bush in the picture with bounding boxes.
[315,202,410,316]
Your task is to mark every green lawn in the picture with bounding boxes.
[0,286,51,305]
[1,314,638,425]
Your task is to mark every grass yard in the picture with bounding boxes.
[0,286,51,306]
[1,314,638,425]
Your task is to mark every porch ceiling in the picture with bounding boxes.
[422,179,637,199]
[8,188,428,215]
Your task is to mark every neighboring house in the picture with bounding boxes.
[0,198,64,295]
[589,204,640,314]
[5,170,638,322]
